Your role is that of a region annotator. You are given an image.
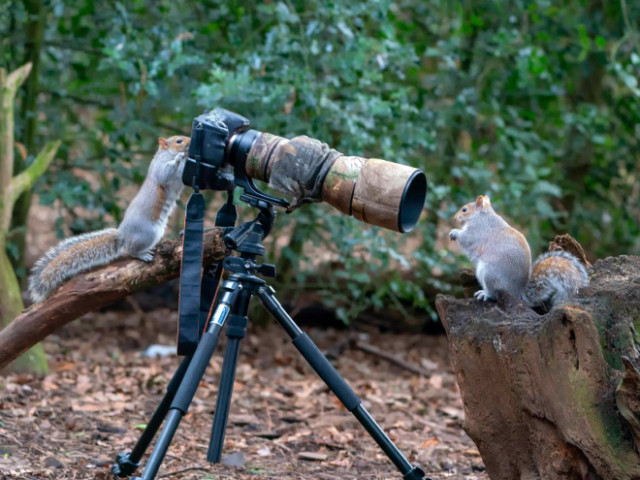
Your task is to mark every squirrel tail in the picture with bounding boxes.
[523,250,589,308]
[28,228,124,303]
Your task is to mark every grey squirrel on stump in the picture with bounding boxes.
[449,195,589,309]
[439,195,640,479]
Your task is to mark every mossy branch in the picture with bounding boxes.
[1,64,59,233]
[7,140,60,208]
[0,64,33,188]
[1,63,36,232]
[4,63,33,97]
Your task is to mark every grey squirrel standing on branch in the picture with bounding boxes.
[449,195,589,308]
[28,135,191,303]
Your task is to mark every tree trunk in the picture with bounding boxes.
[12,0,46,280]
[435,255,640,480]
[0,229,227,371]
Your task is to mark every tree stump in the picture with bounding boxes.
[436,255,640,480]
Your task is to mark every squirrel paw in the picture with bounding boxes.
[170,152,186,167]
[170,155,184,167]
[449,229,460,241]
[474,289,495,302]
[136,252,154,262]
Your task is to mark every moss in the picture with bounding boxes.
[569,367,636,471]
[593,296,635,372]
[9,344,48,375]
[0,247,48,374]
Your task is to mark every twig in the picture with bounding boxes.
[270,439,293,453]
[264,395,273,432]
[158,465,209,478]
[353,340,431,377]
[324,336,353,360]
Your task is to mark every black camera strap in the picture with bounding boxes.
[177,190,207,355]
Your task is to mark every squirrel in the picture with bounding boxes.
[449,195,589,308]
[28,135,191,303]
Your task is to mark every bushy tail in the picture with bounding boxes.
[28,228,123,303]
[523,250,589,308]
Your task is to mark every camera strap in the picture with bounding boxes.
[177,190,206,355]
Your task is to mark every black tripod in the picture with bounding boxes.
[112,203,427,480]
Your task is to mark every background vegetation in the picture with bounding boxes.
[2,0,639,323]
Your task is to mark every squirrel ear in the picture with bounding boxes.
[475,196,484,208]
[482,195,492,208]
[158,137,169,149]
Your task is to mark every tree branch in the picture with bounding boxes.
[8,140,60,208]
[0,228,228,371]
[5,63,32,98]
[1,63,34,231]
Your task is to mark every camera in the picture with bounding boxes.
[182,109,250,191]
[183,108,427,233]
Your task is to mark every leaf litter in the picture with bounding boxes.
[0,308,487,479]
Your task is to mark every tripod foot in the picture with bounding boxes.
[112,452,140,477]
[403,465,429,480]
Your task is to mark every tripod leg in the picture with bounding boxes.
[132,281,241,480]
[112,355,193,477]
[207,289,251,462]
[257,286,427,480]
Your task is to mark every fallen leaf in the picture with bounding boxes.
[421,437,439,448]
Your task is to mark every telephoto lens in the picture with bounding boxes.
[238,132,427,233]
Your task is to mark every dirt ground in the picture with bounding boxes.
[0,308,487,480]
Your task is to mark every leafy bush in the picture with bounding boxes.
[3,0,639,322]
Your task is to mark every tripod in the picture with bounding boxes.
[112,204,427,480]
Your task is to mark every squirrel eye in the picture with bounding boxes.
[176,138,183,144]
[462,207,467,212]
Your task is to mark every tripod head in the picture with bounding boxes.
[223,200,272,256]
[220,197,277,279]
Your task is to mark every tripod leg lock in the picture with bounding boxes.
[403,465,429,480]
[112,452,140,477]
[225,314,248,338]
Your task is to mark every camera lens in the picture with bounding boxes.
[243,134,427,232]
[399,171,427,233]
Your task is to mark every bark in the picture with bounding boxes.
[0,229,227,372]
[436,255,640,480]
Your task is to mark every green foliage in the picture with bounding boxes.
[3,0,640,323]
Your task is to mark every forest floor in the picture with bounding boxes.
[0,307,487,480]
